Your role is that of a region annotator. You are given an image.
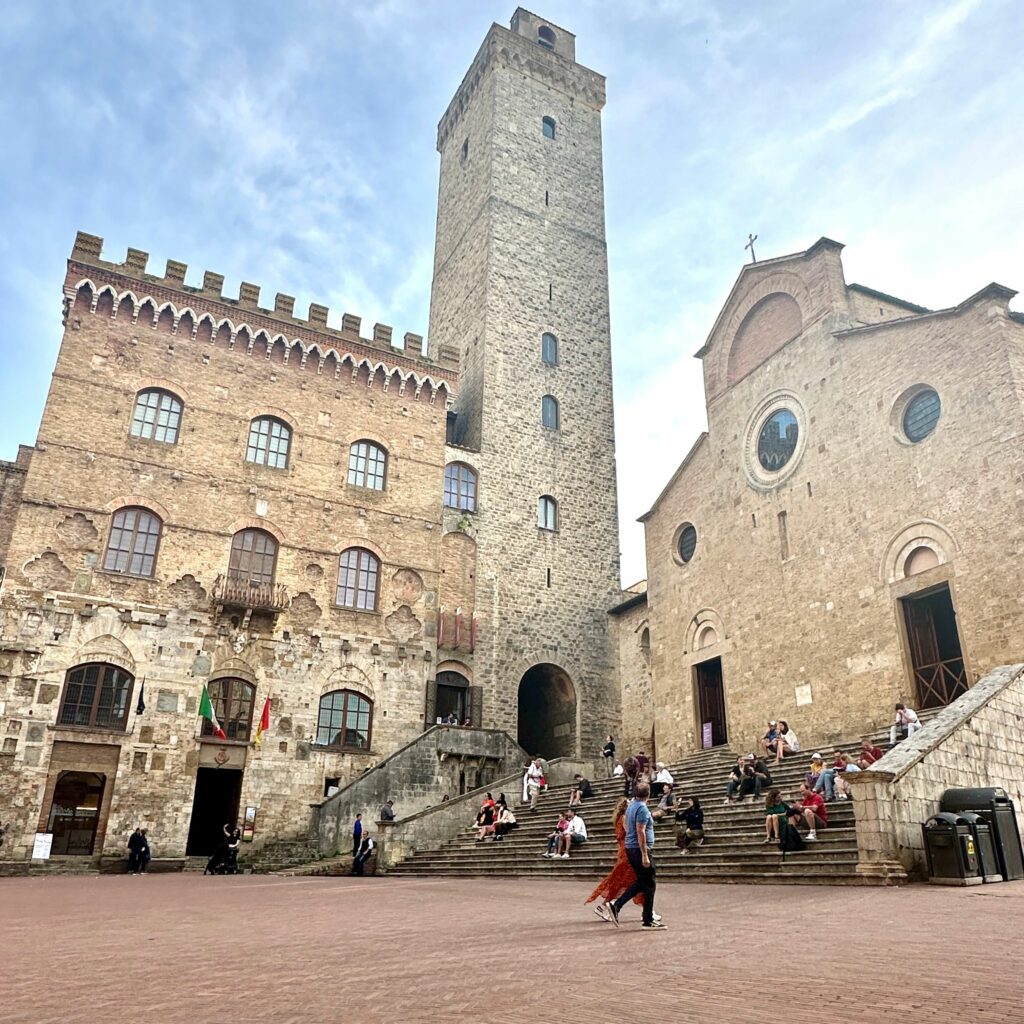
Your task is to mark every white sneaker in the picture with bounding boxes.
[806,831,817,841]
[653,912,662,923]
[560,853,570,859]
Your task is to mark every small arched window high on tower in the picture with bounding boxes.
[538,495,558,531]
[537,25,556,50]
[541,395,559,431]
[542,332,558,366]
[542,116,556,140]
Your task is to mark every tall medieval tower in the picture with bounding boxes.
[429,10,621,758]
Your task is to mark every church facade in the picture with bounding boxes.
[0,9,621,863]
[640,238,1024,760]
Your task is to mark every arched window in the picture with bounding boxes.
[542,395,559,430]
[58,663,135,731]
[542,116,556,140]
[246,416,291,469]
[203,678,256,741]
[336,548,380,611]
[130,389,182,444]
[316,690,373,750]
[538,495,558,531]
[228,529,278,586]
[103,507,162,577]
[444,462,478,512]
[542,332,558,365]
[347,440,387,490]
[538,25,555,49]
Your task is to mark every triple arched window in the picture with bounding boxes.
[538,495,558,531]
[347,440,387,490]
[542,116,556,140]
[228,529,278,586]
[316,690,373,750]
[58,662,135,732]
[103,507,162,577]
[336,548,381,612]
[131,389,182,444]
[202,678,256,742]
[444,462,478,512]
[246,417,291,469]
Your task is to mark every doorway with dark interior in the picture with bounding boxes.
[46,771,106,855]
[694,657,728,748]
[186,767,244,856]
[517,663,577,759]
[435,670,469,724]
[901,583,968,709]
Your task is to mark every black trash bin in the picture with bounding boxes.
[921,812,982,885]
[940,787,1024,881]
[958,812,1002,883]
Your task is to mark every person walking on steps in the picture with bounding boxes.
[605,782,665,930]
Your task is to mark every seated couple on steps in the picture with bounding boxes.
[542,807,588,859]
[475,792,517,842]
[763,784,829,848]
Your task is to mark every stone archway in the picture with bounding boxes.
[517,663,577,758]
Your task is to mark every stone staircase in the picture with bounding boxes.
[239,835,321,874]
[389,737,902,887]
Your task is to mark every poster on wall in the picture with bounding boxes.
[702,722,713,749]
[32,833,53,859]
[242,806,256,842]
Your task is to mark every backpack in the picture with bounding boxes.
[778,820,805,854]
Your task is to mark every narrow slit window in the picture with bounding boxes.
[541,332,558,366]
[541,395,559,430]
[778,511,790,561]
[542,116,556,140]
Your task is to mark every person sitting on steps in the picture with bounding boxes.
[553,807,588,859]
[568,774,594,808]
[796,782,828,841]
[493,804,517,841]
[857,738,884,769]
[543,812,569,857]
[771,720,800,765]
[763,788,790,844]
[832,753,862,799]
[650,762,674,798]
[759,720,780,756]
[890,703,922,745]
[475,793,497,842]
[651,784,676,819]
[675,797,704,854]
[725,755,747,803]
[350,833,376,875]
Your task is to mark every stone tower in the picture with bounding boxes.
[429,9,621,758]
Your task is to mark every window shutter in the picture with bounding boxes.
[469,685,483,729]
[424,679,438,730]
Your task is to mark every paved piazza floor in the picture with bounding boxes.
[2,874,1022,1023]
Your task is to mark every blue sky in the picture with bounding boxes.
[1,0,1021,585]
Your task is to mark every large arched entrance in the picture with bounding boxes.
[46,771,105,855]
[517,664,577,758]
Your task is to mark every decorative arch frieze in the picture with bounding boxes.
[880,519,959,584]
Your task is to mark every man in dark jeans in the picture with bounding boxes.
[607,782,665,930]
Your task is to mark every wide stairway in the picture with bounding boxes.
[390,740,893,886]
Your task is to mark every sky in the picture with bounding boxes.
[1,0,1021,586]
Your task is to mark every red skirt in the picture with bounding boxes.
[585,845,644,906]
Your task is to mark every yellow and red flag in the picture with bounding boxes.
[254,697,271,747]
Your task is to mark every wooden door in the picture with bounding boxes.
[695,658,728,747]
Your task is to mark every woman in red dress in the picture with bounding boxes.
[584,798,644,920]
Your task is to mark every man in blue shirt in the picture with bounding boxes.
[607,782,665,929]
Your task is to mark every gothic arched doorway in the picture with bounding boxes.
[517,664,577,758]
[46,771,106,855]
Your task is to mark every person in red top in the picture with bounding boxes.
[797,782,828,840]
[857,739,884,769]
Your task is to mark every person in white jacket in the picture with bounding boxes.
[554,808,588,859]
[650,762,674,798]
[772,720,800,765]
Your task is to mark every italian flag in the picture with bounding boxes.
[199,685,226,739]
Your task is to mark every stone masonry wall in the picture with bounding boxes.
[610,595,653,760]
[848,662,1024,878]
[643,241,1024,762]
[0,238,456,862]
[312,724,527,855]
[428,16,621,760]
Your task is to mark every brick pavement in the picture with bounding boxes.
[1,875,1022,1024]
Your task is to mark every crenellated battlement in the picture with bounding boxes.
[67,232,459,381]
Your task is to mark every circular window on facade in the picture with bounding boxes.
[757,409,799,471]
[677,523,697,563]
[902,387,941,443]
